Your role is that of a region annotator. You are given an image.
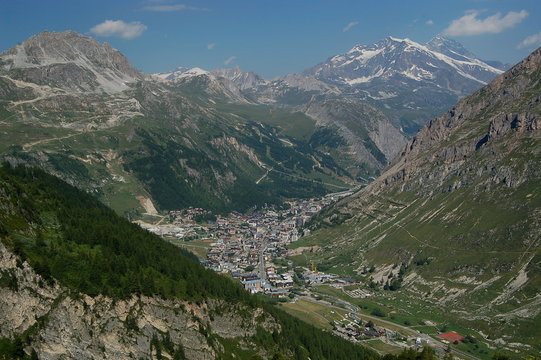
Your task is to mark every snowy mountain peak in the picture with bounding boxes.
[304,35,505,133]
[387,36,413,43]
[426,35,476,62]
[155,66,209,81]
[306,35,502,90]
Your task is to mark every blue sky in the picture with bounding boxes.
[1,0,540,78]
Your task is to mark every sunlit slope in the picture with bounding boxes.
[291,47,541,353]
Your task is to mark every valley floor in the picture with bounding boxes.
[135,191,537,360]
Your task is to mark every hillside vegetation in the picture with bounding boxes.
[289,48,541,357]
[0,164,385,360]
[0,31,408,217]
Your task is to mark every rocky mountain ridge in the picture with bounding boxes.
[160,35,505,135]
[1,30,143,94]
[373,46,541,194]
[211,66,266,91]
[304,35,504,133]
[160,66,340,105]
[157,66,404,174]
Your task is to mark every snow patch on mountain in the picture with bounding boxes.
[155,67,209,81]
[346,68,385,85]
[306,36,503,92]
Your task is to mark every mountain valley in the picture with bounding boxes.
[0,31,409,217]
[0,25,539,360]
[289,46,541,357]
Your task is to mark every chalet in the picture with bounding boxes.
[241,273,259,281]
[241,279,266,293]
[363,328,385,337]
[335,327,358,337]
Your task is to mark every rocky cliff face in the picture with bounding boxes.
[301,98,406,172]
[0,242,278,359]
[370,46,541,195]
[211,67,266,91]
[1,31,143,94]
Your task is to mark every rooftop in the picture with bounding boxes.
[438,331,464,343]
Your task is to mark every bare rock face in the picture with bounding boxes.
[0,244,60,338]
[0,243,279,360]
[302,98,406,171]
[209,67,341,105]
[367,46,541,195]
[0,31,143,94]
[169,72,252,104]
[274,73,339,93]
[211,67,267,91]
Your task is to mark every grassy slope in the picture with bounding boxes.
[287,53,541,356]
[290,172,541,356]
[0,85,354,216]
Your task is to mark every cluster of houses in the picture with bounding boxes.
[236,272,291,297]
[136,196,363,301]
[266,265,294,288]
[334,320,387,339]
[198,200,327,275]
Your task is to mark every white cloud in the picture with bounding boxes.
[142,4,207,11]
[224,56,236,65]
[342,21,359,32]
[517,31,541,49]
[90,20,147,39]
[207,43,216,50]
[426,19,434,25]
[443,9,528,36]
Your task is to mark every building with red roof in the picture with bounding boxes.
[438,331,464,343]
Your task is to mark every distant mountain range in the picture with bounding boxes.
[0,31,513,216]
[0,31,408,216]
[158,35,506,134]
